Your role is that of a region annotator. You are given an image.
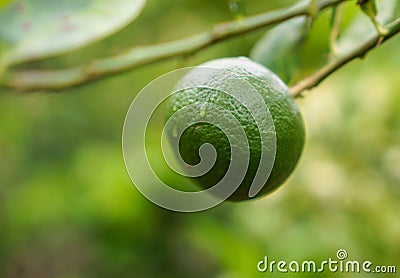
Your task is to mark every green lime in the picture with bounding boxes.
[165,57,305,201]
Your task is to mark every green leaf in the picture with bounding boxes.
[249,17,307,84]
[0,0,146,66]
[337,0,397,55]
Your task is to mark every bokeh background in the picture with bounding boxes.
[0,0,399,277]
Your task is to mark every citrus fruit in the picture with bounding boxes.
[165,57,305,201]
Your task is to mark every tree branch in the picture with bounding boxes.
[290,18,400,97]
[0,0,346,92]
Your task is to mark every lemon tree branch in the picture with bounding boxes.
[0,0,346,91]
[290,18,400,97]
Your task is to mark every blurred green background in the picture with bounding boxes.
[0,0,399,277]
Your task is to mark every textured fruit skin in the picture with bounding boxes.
[165,57,305,201]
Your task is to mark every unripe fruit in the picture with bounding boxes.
[165,57,305,201]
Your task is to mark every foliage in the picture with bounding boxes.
[0,0,146,66]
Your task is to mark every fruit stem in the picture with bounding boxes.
[329,3,344,58]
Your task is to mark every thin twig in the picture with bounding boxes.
[329,3,344,56]
[290,18,400,97]
[0,0,346,92]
